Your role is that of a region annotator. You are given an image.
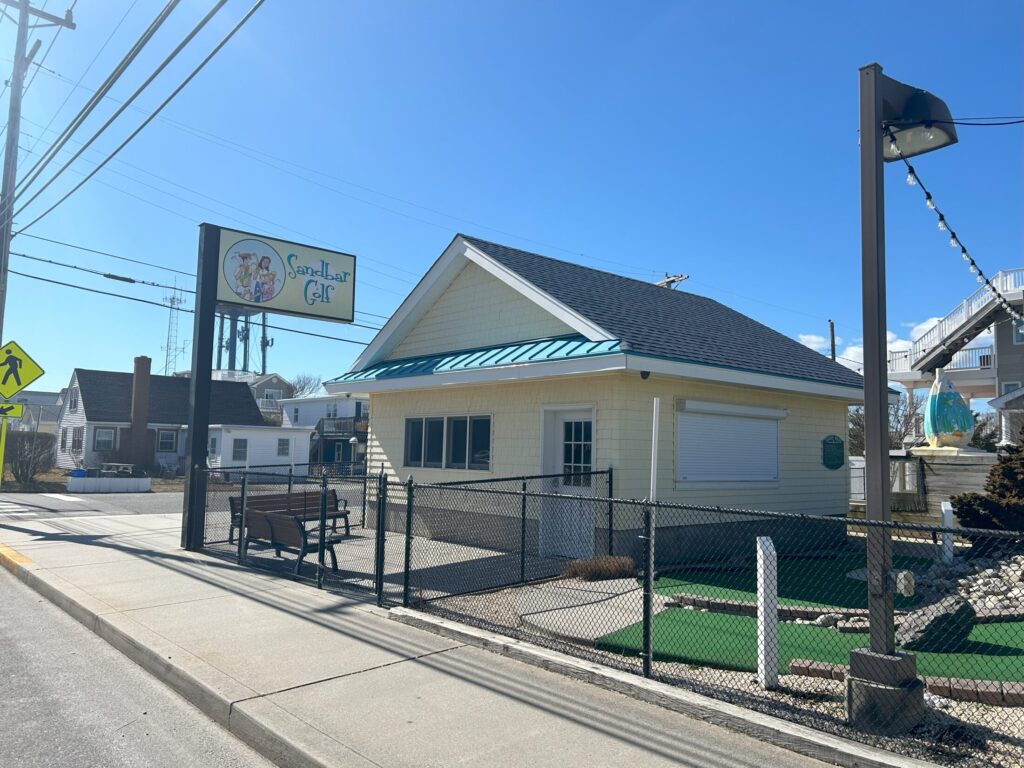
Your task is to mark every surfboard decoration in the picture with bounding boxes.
[923,368,975,448]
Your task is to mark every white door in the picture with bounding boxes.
[539,409,595,559]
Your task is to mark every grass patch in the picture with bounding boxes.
[563,556,636,581]
[655,554,929,611]
[596,610,1024,682]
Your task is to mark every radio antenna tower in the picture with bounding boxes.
[161,281,187,374]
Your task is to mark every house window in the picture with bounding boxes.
[264,388,283,401]
[405,416,490,470]
[157,430,177,453]
[277,438,290,457]
[292,407,300,424]
[1002,381,1021,396]
[675,401,785,486]
[326,402,338,418]
[232,438,248,462]
[60,428,67,451]
[561,419,593,487]
[93,428,115,452]
[209,436,217,454]
[68,387,79,412]
[71,427,84,453]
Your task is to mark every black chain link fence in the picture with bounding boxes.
[199,466,1024,767]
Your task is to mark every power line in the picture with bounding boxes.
[18,231,193,275]
[14,0,230,217]
[8,267,371,345]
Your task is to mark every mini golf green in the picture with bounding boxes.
[595,609,1024,682]
[654,554,929,611]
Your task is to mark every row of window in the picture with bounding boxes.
[62,427,180,453]
[404,416,491,470]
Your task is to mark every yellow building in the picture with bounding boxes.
[327,235,863,559]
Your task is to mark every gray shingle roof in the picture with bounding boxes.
[74,370,266,426]
[461,235,864,389]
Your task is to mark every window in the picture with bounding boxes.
[1015,321,1024,345]
[1002,381,1021,396]
[93,428,115,452]
[157,430,177,453]
[264,388,283,401]
[561,419,593,487]
[292,407,300,424]
[68,387,79,412]
[326,402,338,418]
[675,401,784,486]
[209,436,217,454]
[71,427,84,452]
[60,428,67,451]
[232,438,248,462]
[405,415,491,470]
[277,438,290,457]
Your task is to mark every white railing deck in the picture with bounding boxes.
[887,267,1024,372]
[889,345,994,373]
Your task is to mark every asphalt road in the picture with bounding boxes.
[0,567,273,768]
[0,491,184,522]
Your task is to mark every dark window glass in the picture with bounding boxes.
[60,428,67,451]
[424,418,444,467]
[404,419,423,467]
[446,417,468,469]
[469,416,490,470]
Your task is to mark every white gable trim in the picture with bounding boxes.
[348,236,614,372]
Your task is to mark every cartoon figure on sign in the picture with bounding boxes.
[232,251,257,300]
[1,348,22,387]
[223,239,286,303]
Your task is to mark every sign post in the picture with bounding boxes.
[181,224,356,551]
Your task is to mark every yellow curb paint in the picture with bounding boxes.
[0,542,31,570]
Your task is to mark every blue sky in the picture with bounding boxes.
[2,0,1021,392]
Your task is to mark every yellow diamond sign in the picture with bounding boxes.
[0,340,44,400]
[0,403,23,418]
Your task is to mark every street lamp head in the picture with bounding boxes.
[879,74,958,161]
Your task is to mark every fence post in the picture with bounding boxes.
[287,465,294,495]
[374,472,388,606]
[236,475,248,564]
[520,479,528,583]
[756,536,779,690]
[940,501,955,565]
[607,467,614,556]
[641,502,654,678]
[403,477,414,607]
[361,469,368,528]
[317,473,328,589]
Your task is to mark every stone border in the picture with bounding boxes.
[389,607,938,768]
[789,660,1024,707]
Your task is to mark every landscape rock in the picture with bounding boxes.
[896,595,977,652]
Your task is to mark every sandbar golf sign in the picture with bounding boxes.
[215,227,356,323]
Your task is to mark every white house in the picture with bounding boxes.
[207,424,314,474]
[279,393,369,464]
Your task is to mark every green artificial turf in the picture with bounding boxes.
[596,609,1024,682]
[655,554,929,611]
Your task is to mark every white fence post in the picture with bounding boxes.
[940,501,955,565]
[756,536,779,690]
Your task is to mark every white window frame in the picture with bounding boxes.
[68,387,79,412]
[232,438,248,463]
[209,436,218,454]
[292,407,300,424]
[264,388,283,401]
[326,402,338,418]
[157,429,177,453]
[93,427,115,452]
[404,414,492,471]
[277,438,290,457]
[675,400,786,489]
[1002,381,1021,396]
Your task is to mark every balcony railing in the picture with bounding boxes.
[889,344,993,374]
[315,416,368,436]
[256,397,283,412]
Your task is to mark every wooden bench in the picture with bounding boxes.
[229,490,351,575]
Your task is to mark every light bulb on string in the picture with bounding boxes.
[906,171,916,186]
[962,249,970,262]
[926,195,936,210]
[938,217,947,231]
[969,263,977,274]
[950,236,959,248]
[889,139,899,156]
[977,275,984,284]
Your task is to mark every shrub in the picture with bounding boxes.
[4,431,56,484]
[562,555,636,581]
[952,436,1024,537]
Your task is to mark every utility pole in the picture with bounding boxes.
[227,310,238,370]
[0,0,75,344]
[216,313,225,369]
[260,312,272,375]
[655,273,689,290]
[829,319,836,361]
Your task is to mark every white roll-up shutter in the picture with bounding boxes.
[676,410,780,483]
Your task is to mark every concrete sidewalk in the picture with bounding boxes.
[0,510,835,768]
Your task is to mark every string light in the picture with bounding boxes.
[883,124,1022,322]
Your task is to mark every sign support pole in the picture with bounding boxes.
[181,223,221,550]
[0,417,7,491]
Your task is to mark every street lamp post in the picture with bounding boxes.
[849,63,957,735]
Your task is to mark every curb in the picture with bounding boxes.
[388,607,940,768]
[0,544,337,768]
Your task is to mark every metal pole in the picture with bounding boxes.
[829,319,837,362]
[859,63,895,655]
[402,476,413,607]
[607,467,614,556]
[261,312,269,375]
[374,472,387,606]
[649,398,660,502]
[361,470,367,528]
[520,479,527,583]
[216,313,225,369]
[287,465,294,495]
[642,502,654,678]
[317,473,327,588]
[227,311,238,370]
[236,474,248,563]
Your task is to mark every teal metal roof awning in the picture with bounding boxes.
[332,335,622,384]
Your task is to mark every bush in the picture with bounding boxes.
[4,431,56,484]
[952,436,1024,535]
[562,555,636,581]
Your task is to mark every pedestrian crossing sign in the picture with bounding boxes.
[0,402,23,418]
[0,340,43,400]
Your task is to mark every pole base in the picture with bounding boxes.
[846,648,925,735]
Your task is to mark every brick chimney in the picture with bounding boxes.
[129,356,152,465]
